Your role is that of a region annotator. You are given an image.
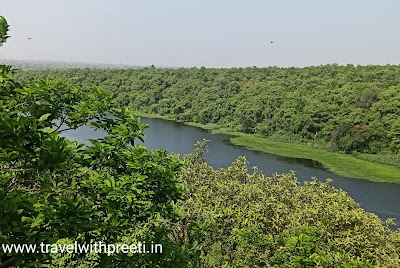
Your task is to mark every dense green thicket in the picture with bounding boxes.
[0,65,196,267]
[14,65,400,157]
[179,141,400,267]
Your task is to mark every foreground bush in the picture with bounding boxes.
[0,65,197,267]
[0,16,198,267]
[180,141,400,267]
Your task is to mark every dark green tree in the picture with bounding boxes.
[0,16,9,46]
[0,18,196,267]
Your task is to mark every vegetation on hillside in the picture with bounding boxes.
[14,66,400,161]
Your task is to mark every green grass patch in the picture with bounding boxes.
[228,133,400,184]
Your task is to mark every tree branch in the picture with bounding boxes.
[1,257,15,268]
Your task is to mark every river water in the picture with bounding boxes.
[63,117,400,228]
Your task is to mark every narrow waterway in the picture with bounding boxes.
[63,117,400,228]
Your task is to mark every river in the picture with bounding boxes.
[63,117,400,228]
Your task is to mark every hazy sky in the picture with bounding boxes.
[1,0,399,67]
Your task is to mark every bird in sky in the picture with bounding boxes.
[27,37,31,40]
[270,41,274,44]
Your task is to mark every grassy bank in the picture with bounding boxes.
[229,133,400,183]
[133,111,400,184]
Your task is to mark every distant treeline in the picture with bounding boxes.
[15,64,400,155]
[1,59,142,70]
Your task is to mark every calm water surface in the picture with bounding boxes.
[63,117,400,228]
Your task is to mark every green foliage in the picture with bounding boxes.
[0,65,196,267]
[0,16,9,46]
[354,152,400,169]
[14,65,400,158]
[179,141,400,267]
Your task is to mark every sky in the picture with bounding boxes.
[1,0,400,68]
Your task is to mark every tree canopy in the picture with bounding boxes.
[15,65,400,159]
[179,141,400,267]
[0,65,194,267]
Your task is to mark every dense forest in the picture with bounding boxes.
[15,65,400,163]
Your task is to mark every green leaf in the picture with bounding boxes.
[38,113,51,122]
[31,213,45,228]
[21,216,34,223]
[48,237,59,244]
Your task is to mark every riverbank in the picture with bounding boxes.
[132,111,400,184]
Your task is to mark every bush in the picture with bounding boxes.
[179,141,400,267]
[0,66,196,267]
